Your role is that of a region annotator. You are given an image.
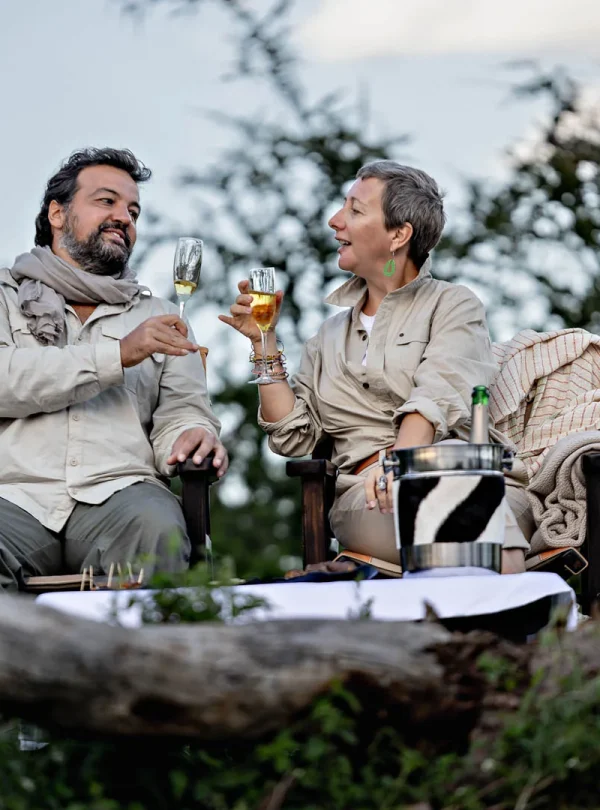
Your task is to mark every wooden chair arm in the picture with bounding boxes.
[582,453,600,612]
[177,451,218,566]
[286,459,338,479]
[286,458,338,567]
[177,454,217,476]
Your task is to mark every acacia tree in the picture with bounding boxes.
[119,0,403,576]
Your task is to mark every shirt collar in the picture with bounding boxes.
[325,256,433,309]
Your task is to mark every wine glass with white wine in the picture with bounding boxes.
[248,267,281,385]
[173,237,203,318]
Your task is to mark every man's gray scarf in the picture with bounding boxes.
[9,246,143,345]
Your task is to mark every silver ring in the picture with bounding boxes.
[377,474,388,492]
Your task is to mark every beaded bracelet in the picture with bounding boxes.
[249,338,285,364]
[249,339,288,379]
[250,356,288,377]
[250,355,286,367]
[250,353,285,363]
[250,364,289,380]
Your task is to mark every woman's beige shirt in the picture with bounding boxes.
[259,260,502,474]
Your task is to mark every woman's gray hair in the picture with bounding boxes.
[356,160,446,266]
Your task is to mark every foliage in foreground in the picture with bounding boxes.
[0,642,599,810]
[1,569,599,810]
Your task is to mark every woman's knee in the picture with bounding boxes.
[501,548,525,574]
[330,504,397,563]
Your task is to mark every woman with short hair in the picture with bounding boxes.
[220,160,532,574]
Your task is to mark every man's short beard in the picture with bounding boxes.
[61,212,132,277]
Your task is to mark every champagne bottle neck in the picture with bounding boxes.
[470,386,490,444]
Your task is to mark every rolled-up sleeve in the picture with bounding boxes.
[258,335,325,457]
[394,286,497,441]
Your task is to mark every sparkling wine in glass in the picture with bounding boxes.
[173,237,203,318]
[248,267,281,385]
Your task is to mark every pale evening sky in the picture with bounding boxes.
[0,0,598,317]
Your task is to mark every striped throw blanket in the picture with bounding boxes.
[490,328,600,549]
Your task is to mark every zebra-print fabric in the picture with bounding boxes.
[395,473,506,549]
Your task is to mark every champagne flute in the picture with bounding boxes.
[173,237,203,319]
[248,267,281,385]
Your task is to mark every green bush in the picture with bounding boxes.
[2,660,600,810]
[3,572,599,809]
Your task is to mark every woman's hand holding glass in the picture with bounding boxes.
[219,279,282,342]
[219,277,284,384]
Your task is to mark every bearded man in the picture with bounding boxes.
[0,147,227,588]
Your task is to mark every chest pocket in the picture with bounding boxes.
[101,320,141,394]
[8,323,39,348]
[387,326,431,373]
[7,307,41,347]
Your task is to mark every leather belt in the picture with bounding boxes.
[353,449,390,476]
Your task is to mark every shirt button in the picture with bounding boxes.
[361,334,367,341]
[69,458,78,466]
[363,382,370,389]
[399,332,405,337]
[72,413,80,421]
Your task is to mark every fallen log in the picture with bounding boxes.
[0,594,594,743]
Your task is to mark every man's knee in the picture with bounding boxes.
[92,485,191,572]
[131,502,190,569]
[0,498,61,586]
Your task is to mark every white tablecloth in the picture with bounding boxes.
[36,572,577,630]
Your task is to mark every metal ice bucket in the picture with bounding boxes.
[382,444,513,574]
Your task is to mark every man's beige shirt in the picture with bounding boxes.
[259,260,501,474]
[0,267,220,531]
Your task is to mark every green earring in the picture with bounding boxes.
[383,254,396,277]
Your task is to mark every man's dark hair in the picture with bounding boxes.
[35,148,152,247]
